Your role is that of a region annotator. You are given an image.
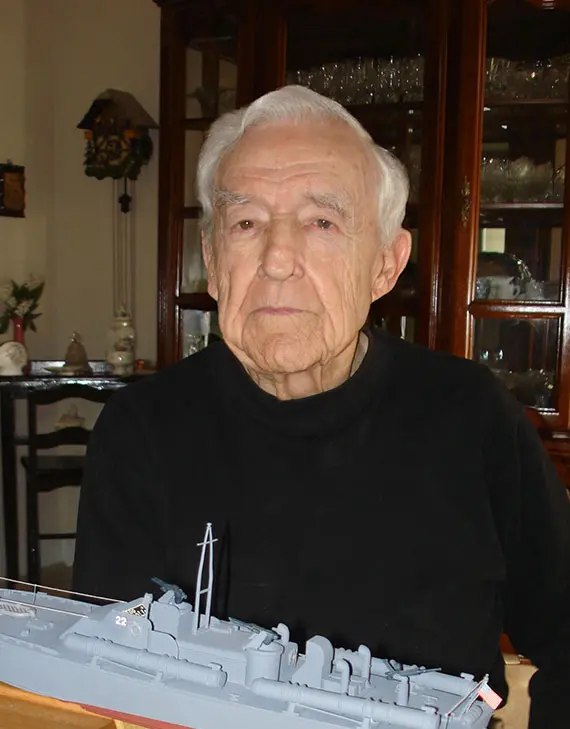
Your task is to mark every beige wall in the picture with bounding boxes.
[0,0,161,575]
[0,0,160,361]
[0,1,28,286]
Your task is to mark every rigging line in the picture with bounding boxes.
[0,577,124,604]
[0,597,98,619]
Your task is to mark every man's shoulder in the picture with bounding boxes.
[374,329,492,386]
[106,341,227,419]
[371,329,504,412]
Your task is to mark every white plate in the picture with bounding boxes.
[44,365,81,376]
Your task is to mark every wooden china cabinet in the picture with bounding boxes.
[153,0,570,479]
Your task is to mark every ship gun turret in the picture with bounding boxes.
[334,647,478,696]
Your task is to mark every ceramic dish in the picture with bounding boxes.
[43,365,82,376]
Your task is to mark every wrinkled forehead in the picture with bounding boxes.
[215,119,379,196]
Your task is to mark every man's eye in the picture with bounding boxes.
[236,220,254,230]
[314,219,334,230]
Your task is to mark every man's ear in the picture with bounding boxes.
[371,229,412,302]
[201,231,219,301]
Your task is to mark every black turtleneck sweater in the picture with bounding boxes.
[73,328,570,727]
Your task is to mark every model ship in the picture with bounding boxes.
[0,524,500,729]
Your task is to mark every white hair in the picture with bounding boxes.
[196,85,409,246]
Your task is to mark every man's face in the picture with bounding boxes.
[203,119,411,375]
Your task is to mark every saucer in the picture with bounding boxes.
[44,365,82,376]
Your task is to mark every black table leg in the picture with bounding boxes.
[0,392,18,579]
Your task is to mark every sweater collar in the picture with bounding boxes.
[216,328,390,437]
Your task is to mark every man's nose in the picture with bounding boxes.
[258,219,302,281]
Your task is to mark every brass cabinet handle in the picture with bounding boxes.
[461,177,472,228]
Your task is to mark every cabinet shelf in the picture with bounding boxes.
[480,203,564,227]
[177,293,217,311]
[468,301,564,318]
[481,203,563,209]
[484,97,567,108]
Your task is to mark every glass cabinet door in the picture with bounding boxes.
[272,0,447,345]
[447,0,570,427]
[182,29,239,296]
[180,26,240,354]
[156,2,247,366]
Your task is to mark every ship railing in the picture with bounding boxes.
[0,577,123,618]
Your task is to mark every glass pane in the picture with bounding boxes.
[181,219,207,294]
[285,3,427,104]
[476,222,563,301]
[287,56,424,106]
[374,316,416,343]
[477,1,570,301]
[285,3,427,317]
[394,228,419,299]
[186,30,238,119]
[219,56,238,115]
[185,130,203,208]
[182,309,221,358]
[473,317,559,409]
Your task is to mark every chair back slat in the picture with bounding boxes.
[29,384,112,406]
[35,427,92,450]
[23,383,116,584]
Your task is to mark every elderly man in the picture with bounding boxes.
[73,86,569,727]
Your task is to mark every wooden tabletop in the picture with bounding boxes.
[0,682,143,729]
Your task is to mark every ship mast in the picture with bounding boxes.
[192,523,217,634]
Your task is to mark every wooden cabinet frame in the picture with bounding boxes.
[441,0,570,431]
[153,0,570,445]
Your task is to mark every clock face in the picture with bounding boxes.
[88,132,131,171]
[83,125,153,182]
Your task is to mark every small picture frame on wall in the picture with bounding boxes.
[0,162,25,218]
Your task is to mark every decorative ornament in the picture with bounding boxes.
[76,89,158,189]
[0,342,28,376]
[0,276,44,335]
[54,404,86,431]
[106,308,136,377]
[63,332,92,375]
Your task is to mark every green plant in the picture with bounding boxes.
[0,276,45,333]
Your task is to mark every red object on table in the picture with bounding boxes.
[11,317,25,345]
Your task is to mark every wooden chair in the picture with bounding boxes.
[21,384,113,584]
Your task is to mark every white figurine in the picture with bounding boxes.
[0,341,28,376]
[54,404,86,430]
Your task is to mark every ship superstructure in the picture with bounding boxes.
[0,524,500,729]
